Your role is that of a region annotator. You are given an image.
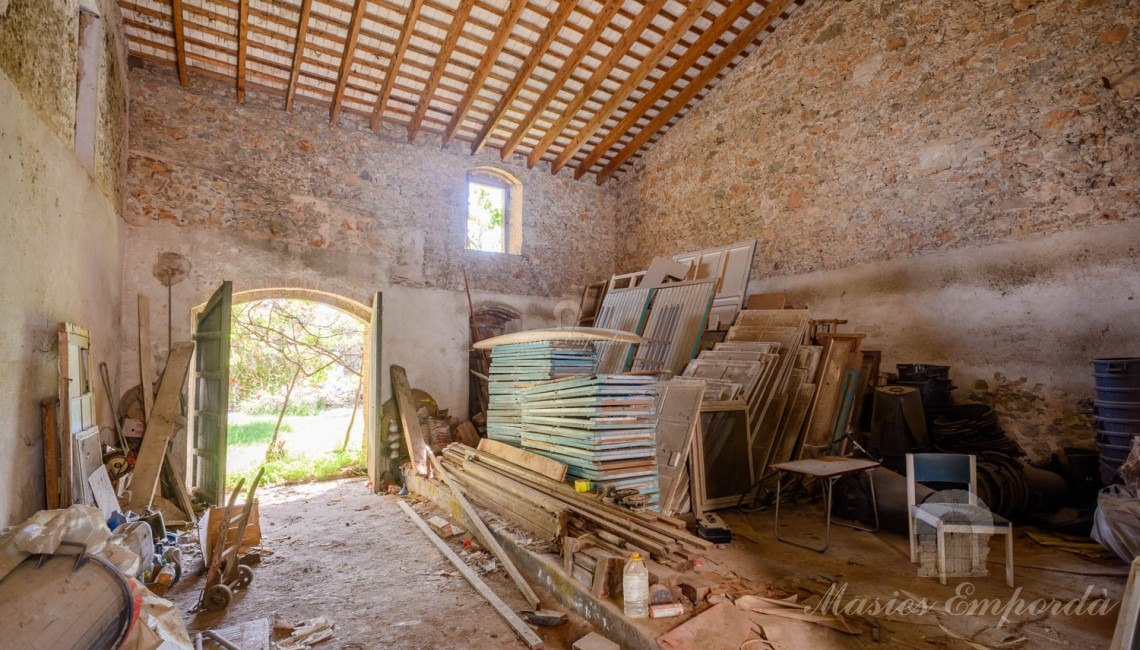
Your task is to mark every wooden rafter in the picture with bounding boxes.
[408,0,476,141]
[572,0,760,179]
[236,0,250,101]
[469,0,579,156]
[285,0,314,111]
[525,0,668,168]
[330,0,370,124]
[497,0,623,161]
[370,0,426,132]
[442,0,528,147]
[556,0,719,176]
[596,0,794,183]
[170,0,189,86]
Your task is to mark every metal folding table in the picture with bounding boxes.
[771,456,881,552]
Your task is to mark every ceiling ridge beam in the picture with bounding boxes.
[523,0,667,168]
[331,0,371,124]
[571,0,760,180]
[407,0,476,141]
[171,0,189,86]
[236,0,250,101]
[596,0,794,183]
[468,0,579,156]
[495,0,624,162]
[285,0,314,111]
[549,0,713,175]
[371,0,427,132]
[441,0,528,148]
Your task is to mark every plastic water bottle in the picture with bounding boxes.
[623,552,649,618]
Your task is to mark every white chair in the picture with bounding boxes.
[906,453,1014,587]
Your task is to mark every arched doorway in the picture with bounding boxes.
[188,285,382,504]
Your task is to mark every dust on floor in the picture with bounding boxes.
[166,477,592,649]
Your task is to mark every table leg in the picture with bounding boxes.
[774,471,833,553]
[832,468,880,533]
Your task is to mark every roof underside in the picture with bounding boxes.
[118,0,805,184]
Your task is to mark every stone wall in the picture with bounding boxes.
[126,64,618,298]
[0,0,128,524]
[613,0,1138,455]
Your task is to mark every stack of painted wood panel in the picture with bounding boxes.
[520,374,659,502]
[485,342,596,446]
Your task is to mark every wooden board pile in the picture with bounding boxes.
[485,341,595,446]
[519,374,659,502]
[440,443,710,569]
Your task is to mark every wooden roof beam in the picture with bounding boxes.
[441,0,528,148]
[596,0,793,183]
[408,0,475,141]
[170,0,189,86]
[285,0,314,111]
[496,0,623,161]
[572,0,761,179]
[469,0,579,156]
[524,0,667,168]
[370,0,426,132]
[236,0,249,101]
[550,0,712,175]
[330,0,370,124]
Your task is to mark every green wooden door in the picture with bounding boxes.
[366,292,383,493]
[191,281,232,505]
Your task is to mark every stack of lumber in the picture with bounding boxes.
[520,374,659,502]
[441,443,709,568]
[485,341,595,446]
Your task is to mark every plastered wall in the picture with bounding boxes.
[0,0,128,524]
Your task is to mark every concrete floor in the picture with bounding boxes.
[166,478,1130,649]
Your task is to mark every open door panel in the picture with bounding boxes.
[190,281,232,505]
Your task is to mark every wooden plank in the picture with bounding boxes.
[441,0,527,147]
[595,0,797,183]
[1112,557,1140,650]
[138,294,155,422]
[429,451,542,609]
[236,0,250,101]
[370,0,426,132]
[285,0,314,111]
[477,438,568,482]
[171,0,189,86]
[470,0,580,156]
[745,293,787,310]
[162,453,197,524]
[497,0,624,160]
[41,398,61,510]
[126,341,195,512]
[525,0,669,168]
[330,0,369,124]
[797,335,862,459]
[390,365,432,476]
[366,292,383,491]
[397,500,544,649]
[407,0,475,141]
[551,0,713,174]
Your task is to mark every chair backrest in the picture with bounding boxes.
[906,453,976,508]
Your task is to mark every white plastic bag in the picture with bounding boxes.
[1091,485,1140,562]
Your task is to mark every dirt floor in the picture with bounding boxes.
[168,477,591,649]
[165,477,1131,650]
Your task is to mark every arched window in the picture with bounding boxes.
[466,167,522,254]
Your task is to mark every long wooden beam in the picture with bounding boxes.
[499,0,624,160]
[370,0,426,132]
[468,0,579,156]
[441,0,528,148]
[572,0,762,180]
[525,0,668,168]
[285,0,313,111]
[550,0,715,176]
[170,0,189,86]
[595,0,794,183]
[236,0,250,101]
[407,0,475,141]
[330,0,370,124]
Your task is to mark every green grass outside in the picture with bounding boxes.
[225,409,365,489]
